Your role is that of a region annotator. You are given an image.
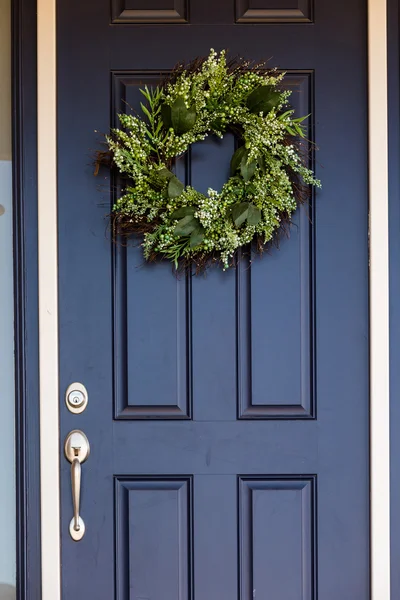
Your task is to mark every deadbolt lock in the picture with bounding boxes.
[65,382,88,414]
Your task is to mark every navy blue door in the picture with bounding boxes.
[57,2,369,598]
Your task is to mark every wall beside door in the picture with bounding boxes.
[0,0,16,597]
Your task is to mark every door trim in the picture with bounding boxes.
[37,0,60,598]
[368,0,391,594]
[35,1,390,598]
[12,0,42,598]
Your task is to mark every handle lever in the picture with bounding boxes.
[71,457,81,532]
[64,430,90,541]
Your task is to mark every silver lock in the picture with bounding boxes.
[65,382,88,414]
[69,390,84,407]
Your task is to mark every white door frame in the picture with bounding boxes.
[368,0,391,594]
[37,0,391,596]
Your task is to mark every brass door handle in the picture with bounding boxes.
[64,430,90,541]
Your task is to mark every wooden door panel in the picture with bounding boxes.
[113,245,191,419]
[239,477,316,599]
[111,70,314,421]
[57,0,369,597]
[115,477,192,600]
[111,0,189,23]
[235,0,314,23]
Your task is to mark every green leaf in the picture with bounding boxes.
[157,167,174,180]
[161,104,172,130]
[139,87,151,102]
[232,202,261,227]
[266,195,282,207]
[286,125,296,136]
[170,206,195,219]
[230,146,248,175]
[247,203,262,225]
[143,125,155,143]
[279,109,294,120]
[211,118,224,132]
[240,155,256,181]
[190,227,205,247]
[168,176,185,198]
[155,121,163,136]
[258,154,266,173]
[148,174,165,191]
[170,97,197,134]
[174,215,199,236]
[292,113,310,124]
[140,102,152,123]
[246,85,281,115]
[294,123,305,137]
[232,202,250,227]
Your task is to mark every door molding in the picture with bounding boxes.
[28,1,391,599]
[368,0,391,595]
[12,0,42,598]
[37,0,60,597]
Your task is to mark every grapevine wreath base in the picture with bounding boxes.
[98,49,320,271]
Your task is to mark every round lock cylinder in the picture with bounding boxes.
[68,390,85,407]
[65,383,88,414]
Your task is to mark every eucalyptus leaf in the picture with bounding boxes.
[230,146,248,175]
[240,155,256,181]
[174,215,199,236]
[149,168,174,191]
[247,203,262,225]
[171,97,197,134]
[232,202,250,227]
[246,85,281,115]
[168,176,185,198]
[232,201,261,227]
[170,206,195,220]
[161,104,172,130]
[157,167,174,180]
[258,154,266,173]
[190,227,205,247]
[148,175,165,191]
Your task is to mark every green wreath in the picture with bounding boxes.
[103,49,321,270]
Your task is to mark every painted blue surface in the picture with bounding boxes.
[57,1,369,597]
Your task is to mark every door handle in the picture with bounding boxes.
[71,457,82,533]
[64,430,90,541]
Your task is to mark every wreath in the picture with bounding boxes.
[101,49,320,270]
